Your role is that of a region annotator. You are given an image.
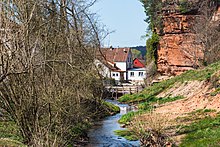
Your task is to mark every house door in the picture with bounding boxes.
[120,72,124,82]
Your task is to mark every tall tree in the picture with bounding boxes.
[140,0,163,31]
[0,0,105,146]
[140,0,162,85]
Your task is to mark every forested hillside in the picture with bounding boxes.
[131,46,147,59]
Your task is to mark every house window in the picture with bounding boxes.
[112,73,115,77]
[130,72,134,77]
[116,73,118,77]
[139,72,143,77]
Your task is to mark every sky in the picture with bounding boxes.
[91,0,147,47]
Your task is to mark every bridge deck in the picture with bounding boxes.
[105,85,144,99]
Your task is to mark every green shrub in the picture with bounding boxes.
[178,0,198,14]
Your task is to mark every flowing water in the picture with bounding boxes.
[85,100,140,147]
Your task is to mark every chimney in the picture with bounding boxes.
[110,46,114,50]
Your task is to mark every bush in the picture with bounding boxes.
[130,113,173,146]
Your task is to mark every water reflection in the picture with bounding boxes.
[85,100,140,147]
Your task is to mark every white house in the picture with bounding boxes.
[96,47,146,84]
[94,59,122,81]
[128,68,146,84]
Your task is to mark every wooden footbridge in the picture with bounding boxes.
[105,84,144,99]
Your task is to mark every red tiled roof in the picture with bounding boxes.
[99,47,131,63]
[133,58,146,68]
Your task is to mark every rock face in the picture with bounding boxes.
[157,7,204,75]
[212,6,220,21]
[157,2,220,76]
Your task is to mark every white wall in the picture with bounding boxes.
[115,62,127,71]
[95,60,127,81]
[94,60,111,78]
[128,69,146,81]
[111,72,121,81]
[124,72,128,81]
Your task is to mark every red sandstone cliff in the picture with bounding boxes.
[157,2,220,76]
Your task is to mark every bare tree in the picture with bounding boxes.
[0,0,105,146]
[193,0,220,65]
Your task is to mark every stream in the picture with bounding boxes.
[85,100,140,147]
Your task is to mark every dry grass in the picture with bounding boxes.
[129,112,174,147]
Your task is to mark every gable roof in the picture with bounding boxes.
[100,60,122,72]
[133,58,145,68]
[98,47,131,63]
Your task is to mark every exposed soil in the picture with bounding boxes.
[150,80,220,144]
[156,80,220,118]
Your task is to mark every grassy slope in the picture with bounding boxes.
[118,61,220,145]
[119,61,220,104]
[179,113,220,147]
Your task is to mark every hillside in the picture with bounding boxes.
[131,46,146,59]
[118,61,220,146]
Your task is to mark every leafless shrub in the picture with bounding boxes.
[145,60,158,86]
[130,112,174,147]
[0,0,105,146]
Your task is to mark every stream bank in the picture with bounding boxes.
[85,100,140,147]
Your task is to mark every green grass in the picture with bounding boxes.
[178,116,220,135]
[117,61,220,145]
[210,87,220,96]
[179,115,220,147]
[118,96,184,125]
[138,96,184,110]
[114,129,138,141]
[118,111,143,124]
[102,101,120,113]
[189,109,216,115]
[0,138,25,147]
[70,122,92,139]
[0,121,24,146]
[119,61,220,104]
